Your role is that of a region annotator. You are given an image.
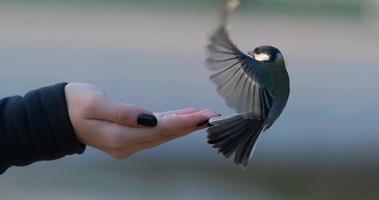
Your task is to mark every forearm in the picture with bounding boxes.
[0,83,85,174]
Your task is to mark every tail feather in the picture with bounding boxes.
[207,114,264,168]
[217,123,255,158]
[234,125,262,168]
[208,118,249,145]
[212,122,250,157]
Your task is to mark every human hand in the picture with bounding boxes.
[65,83,218,159]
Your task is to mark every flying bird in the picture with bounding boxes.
[206,0,290,168]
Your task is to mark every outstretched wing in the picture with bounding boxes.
[206,26,273,120]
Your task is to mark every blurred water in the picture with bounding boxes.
[1,4,379,200]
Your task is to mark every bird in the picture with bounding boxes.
[205,0,290,168]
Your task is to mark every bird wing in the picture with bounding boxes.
[206,26,273,120]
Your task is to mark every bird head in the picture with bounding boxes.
[248,45,283,63]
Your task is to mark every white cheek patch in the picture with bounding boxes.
[253,53,270,62]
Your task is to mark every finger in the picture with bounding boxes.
[138,109,219,149]
[87,96,157,127]
[176,108,200,115]
[158,109,219,135]
[102,109,218,147]
[154,108,200,119]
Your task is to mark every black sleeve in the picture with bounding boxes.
[0,83,86,174]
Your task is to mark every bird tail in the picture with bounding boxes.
[207,114,264,168]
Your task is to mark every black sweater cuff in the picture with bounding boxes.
[0,83,86,174]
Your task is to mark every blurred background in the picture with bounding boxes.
[0,0,379,199]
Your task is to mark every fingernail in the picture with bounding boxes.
[137,114,158,127]
[196,119,211,127]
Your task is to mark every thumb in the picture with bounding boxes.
[88,96,157,127]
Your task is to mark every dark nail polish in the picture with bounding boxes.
[196,119,211,127]
[137,114,158,127]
